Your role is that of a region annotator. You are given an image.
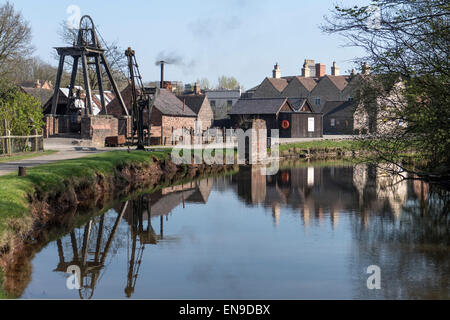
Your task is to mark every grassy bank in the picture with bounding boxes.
[0,149,172,250]
[279,139,362,152]
[0,150,58,163]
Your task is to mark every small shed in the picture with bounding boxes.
[228,98,323,138]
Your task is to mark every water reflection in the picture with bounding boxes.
[14,163,450,299]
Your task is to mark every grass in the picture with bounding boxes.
[0,150,59,163]
[278,139,363,152]
[0,149,172,250]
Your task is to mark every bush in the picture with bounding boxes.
[0,79,44,135]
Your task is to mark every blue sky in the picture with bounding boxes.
[10,0,369,89]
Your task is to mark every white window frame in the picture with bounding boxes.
[308,117,315,132]
[331,118,336,127]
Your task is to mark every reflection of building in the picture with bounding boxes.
[232,162,411,229]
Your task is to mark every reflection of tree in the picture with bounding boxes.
[350,181,449,299]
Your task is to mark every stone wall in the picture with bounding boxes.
[197,99,214,131]
[81,115,119,147]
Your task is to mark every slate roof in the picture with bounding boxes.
[325,75,351,91]
[176,95,207,115]
[229,98,292,115]
[21,87,54,106]
[289,98,313,112]
[267,78,289,92]
[322,101,355,117]
[155,89,196,117]
[295,77,319,92]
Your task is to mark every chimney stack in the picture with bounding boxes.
[315,63,326,77]
[160,61,165,89]
[194,82,201,95]
[272,63,281,79]
[362,62,371,75]
[331,61,340,76]
[302,59,315,77]
[302,61,310,77]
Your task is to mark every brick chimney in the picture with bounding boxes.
[331,61,340,76]
[194,82,201,95]
[272,63,281,79]
[315,63,326,77]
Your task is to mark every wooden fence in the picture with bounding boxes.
[0,129,44,155]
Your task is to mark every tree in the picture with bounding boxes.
[0,79,44,135]
[217,76,241,90]
[0,1,34,80]
[322,0,450,182]
[196,78,211,90]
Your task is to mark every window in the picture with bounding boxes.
[315,98,321,106]
[347,96,354,101]
[210,100,216,107]
[308,118,315,132]
[227,100,233,107]
[331,118,336,127]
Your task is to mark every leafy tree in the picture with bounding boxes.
[0,79,44,135]
[322,0,450,181]
[0,1,34,80]
[217,76,241,90]
[196,78,211,90]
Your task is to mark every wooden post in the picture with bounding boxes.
[31,129,38,152]
[18,166,26,177]
[5,129,11,155]
[161,125,164,146]
[171,127,174,145]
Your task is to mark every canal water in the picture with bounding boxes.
[17,162,450,299]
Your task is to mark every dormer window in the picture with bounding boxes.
[315,98,321,106]
[347,96,354,101]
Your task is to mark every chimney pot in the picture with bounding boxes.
[272,63,281,79]
[331,61,340,76]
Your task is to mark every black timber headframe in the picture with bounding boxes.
[50,15,128,116]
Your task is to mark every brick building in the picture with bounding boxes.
[248,60,356,113]
[177,94,214,131]
[108,85,197,144]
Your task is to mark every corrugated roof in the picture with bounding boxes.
[229,98,291,115]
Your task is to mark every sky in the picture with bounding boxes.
[10,0,370,89]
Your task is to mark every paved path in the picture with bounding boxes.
[0,138,109,176]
